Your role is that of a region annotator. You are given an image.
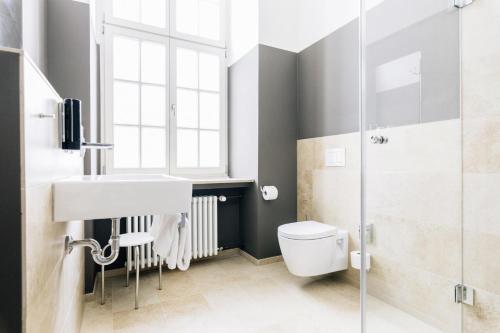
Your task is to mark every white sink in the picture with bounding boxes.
[53,174,192,222]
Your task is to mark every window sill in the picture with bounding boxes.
[191,178,254,190]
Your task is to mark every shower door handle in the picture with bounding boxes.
[370,136,389,144]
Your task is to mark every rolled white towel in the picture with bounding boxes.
[177,214,192,271]
[150,214,180,261]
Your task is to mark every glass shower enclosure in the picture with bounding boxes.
[358,0,499,332]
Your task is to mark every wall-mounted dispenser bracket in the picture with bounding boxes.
[358,224,374,243]
[454,284,475,306]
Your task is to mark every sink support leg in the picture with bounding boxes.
[65,218,121,266]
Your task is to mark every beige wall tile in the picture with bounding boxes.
[297,119,463,331]
[463,287,500,333]
[462,0,500,120]
[22,56,84,333]
[462,1,500,331]
[463,116,500,173]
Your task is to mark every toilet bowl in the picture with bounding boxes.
[278,221,348,277]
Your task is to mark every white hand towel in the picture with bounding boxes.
[150,214,180,260]
[166,221,179,270]
[176,214,192,271]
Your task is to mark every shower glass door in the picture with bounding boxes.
[361,0,462,331]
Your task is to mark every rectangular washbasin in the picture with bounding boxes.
[53,174,192,222]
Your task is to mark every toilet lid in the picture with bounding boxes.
[278,221,337,240]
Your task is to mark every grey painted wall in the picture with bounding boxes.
[297,8,459,139]
[0,0,22,48]
[366,8,460,128]
[22,0,48,73]
[0,51,22,333]
[257,45,297,258]
[298,20,359,139]
[229,45,298,259]
[47,0,99,174]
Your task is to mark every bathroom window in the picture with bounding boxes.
[104,0,225,46]
[170,40,226,173]
[101,0,227,176]
[170,0,226,47]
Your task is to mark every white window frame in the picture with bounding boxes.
[170,0,227,48]
[103,25,171,174]
[169,39,228,177]
[100,1,228,177]
[103,0,226,48]
[103,0,170,37]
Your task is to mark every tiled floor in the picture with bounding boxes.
[80,254,441,333]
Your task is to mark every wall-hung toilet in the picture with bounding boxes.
[278,221,348,277]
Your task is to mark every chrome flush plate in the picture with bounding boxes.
[454,0,473,8]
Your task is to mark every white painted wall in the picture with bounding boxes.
[229,0,424,64]
[228,0,364,63]
[258,0,300,52]
[296,0,359,52]
[228,0,259,65]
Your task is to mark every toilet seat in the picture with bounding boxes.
[278,221,337,240]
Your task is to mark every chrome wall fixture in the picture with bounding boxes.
[370,135,389,144]
[454,0,473,8]
[65,218,121,266]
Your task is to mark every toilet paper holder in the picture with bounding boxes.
[260,186,279,200]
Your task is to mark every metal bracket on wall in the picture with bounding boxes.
[454,284,475,306]
[454,0,473,8]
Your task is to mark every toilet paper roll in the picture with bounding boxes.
[261,186,279,200]
[350,251,371,271]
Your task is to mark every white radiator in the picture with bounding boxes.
[125,196,218,269]
[190,196,218,259]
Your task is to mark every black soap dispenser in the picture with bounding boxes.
[61,98,83,150]
[61,98,112,151]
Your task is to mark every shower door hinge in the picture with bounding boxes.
[454,0,473,8]
[454,284,474,306]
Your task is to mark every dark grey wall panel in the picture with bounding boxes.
[298,20,359,139]
[0,51,22,333]
[366,8,460,128]
[257,45,297,258]
[228,45,298,259]
[297,8,459,139]
[0,0,22,48]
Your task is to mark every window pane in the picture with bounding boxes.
[177,48,198,89]
[141,85,166,126]
[114,126,140,168]
[142,127,166,168]
[199,92,219,129]
[199,0,220,40]
[177,129,198,167]
[114,81,139,125]
[113,0,140,22]
[141,0,167,28]
[176,0,198,36]
[199,52,219,91]
[114,36,139,81]
[177,89,198,128]
[200,130,219,167]
[141,41,166,84]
